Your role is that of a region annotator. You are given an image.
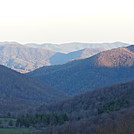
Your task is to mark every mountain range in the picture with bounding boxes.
[0,41,129,72]
[26,42,129,53]
[0,41,134,133]
[0,42,55,73]
[28,45,134,96]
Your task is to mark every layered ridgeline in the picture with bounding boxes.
[0,42,128,73]
[0,65,68,114]
[37,80,134,119]
[0,42,55,73]
[0,42,104,73]
[26,42,128,53]
[28,45,134,96]
[50,48,105,65]
[36,80,134,134]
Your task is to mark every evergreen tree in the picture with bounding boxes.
[8,120,13,126]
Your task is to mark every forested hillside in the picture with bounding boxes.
[0,65,68,115]
[0,42,56,73]
[50,48,105,65]
[0,42,128,73]
[28,46,134,96]
[35,80,134,134]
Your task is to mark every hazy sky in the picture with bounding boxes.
[0,0,134,44]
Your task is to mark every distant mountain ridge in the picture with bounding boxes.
[28,45,134,96]
[26,42,129,53]
[0,42,104,72]
[0,42,56,73]
[0,41,128,73]
[50,48,105,65]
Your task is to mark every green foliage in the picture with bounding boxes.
[0,120,2,125]
[8,120,13,126]
[0,128,36,134]
[98,98,129,114]
[7,113,11,118]
[16,113,69,128]
[0,118,16,127]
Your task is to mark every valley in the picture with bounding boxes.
[0,42,134,134]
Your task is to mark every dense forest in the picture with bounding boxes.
[28,46,134,96]
[16,113,69,128]
[33,80,134,134]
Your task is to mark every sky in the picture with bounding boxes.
[0,0,134,44]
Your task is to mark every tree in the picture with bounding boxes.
[7,112,11,117]
[0,120,2,125]
[8,120,13,126]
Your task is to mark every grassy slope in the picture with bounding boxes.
[0,128,36,134]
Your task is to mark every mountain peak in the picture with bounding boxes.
[93,47,134,67]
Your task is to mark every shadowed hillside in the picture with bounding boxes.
[50,48,105,65]
[37,80,134,118]
[0,65,68,114]
[0,95,38,115]
[35,80,134,134]
[28,46,134,96]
